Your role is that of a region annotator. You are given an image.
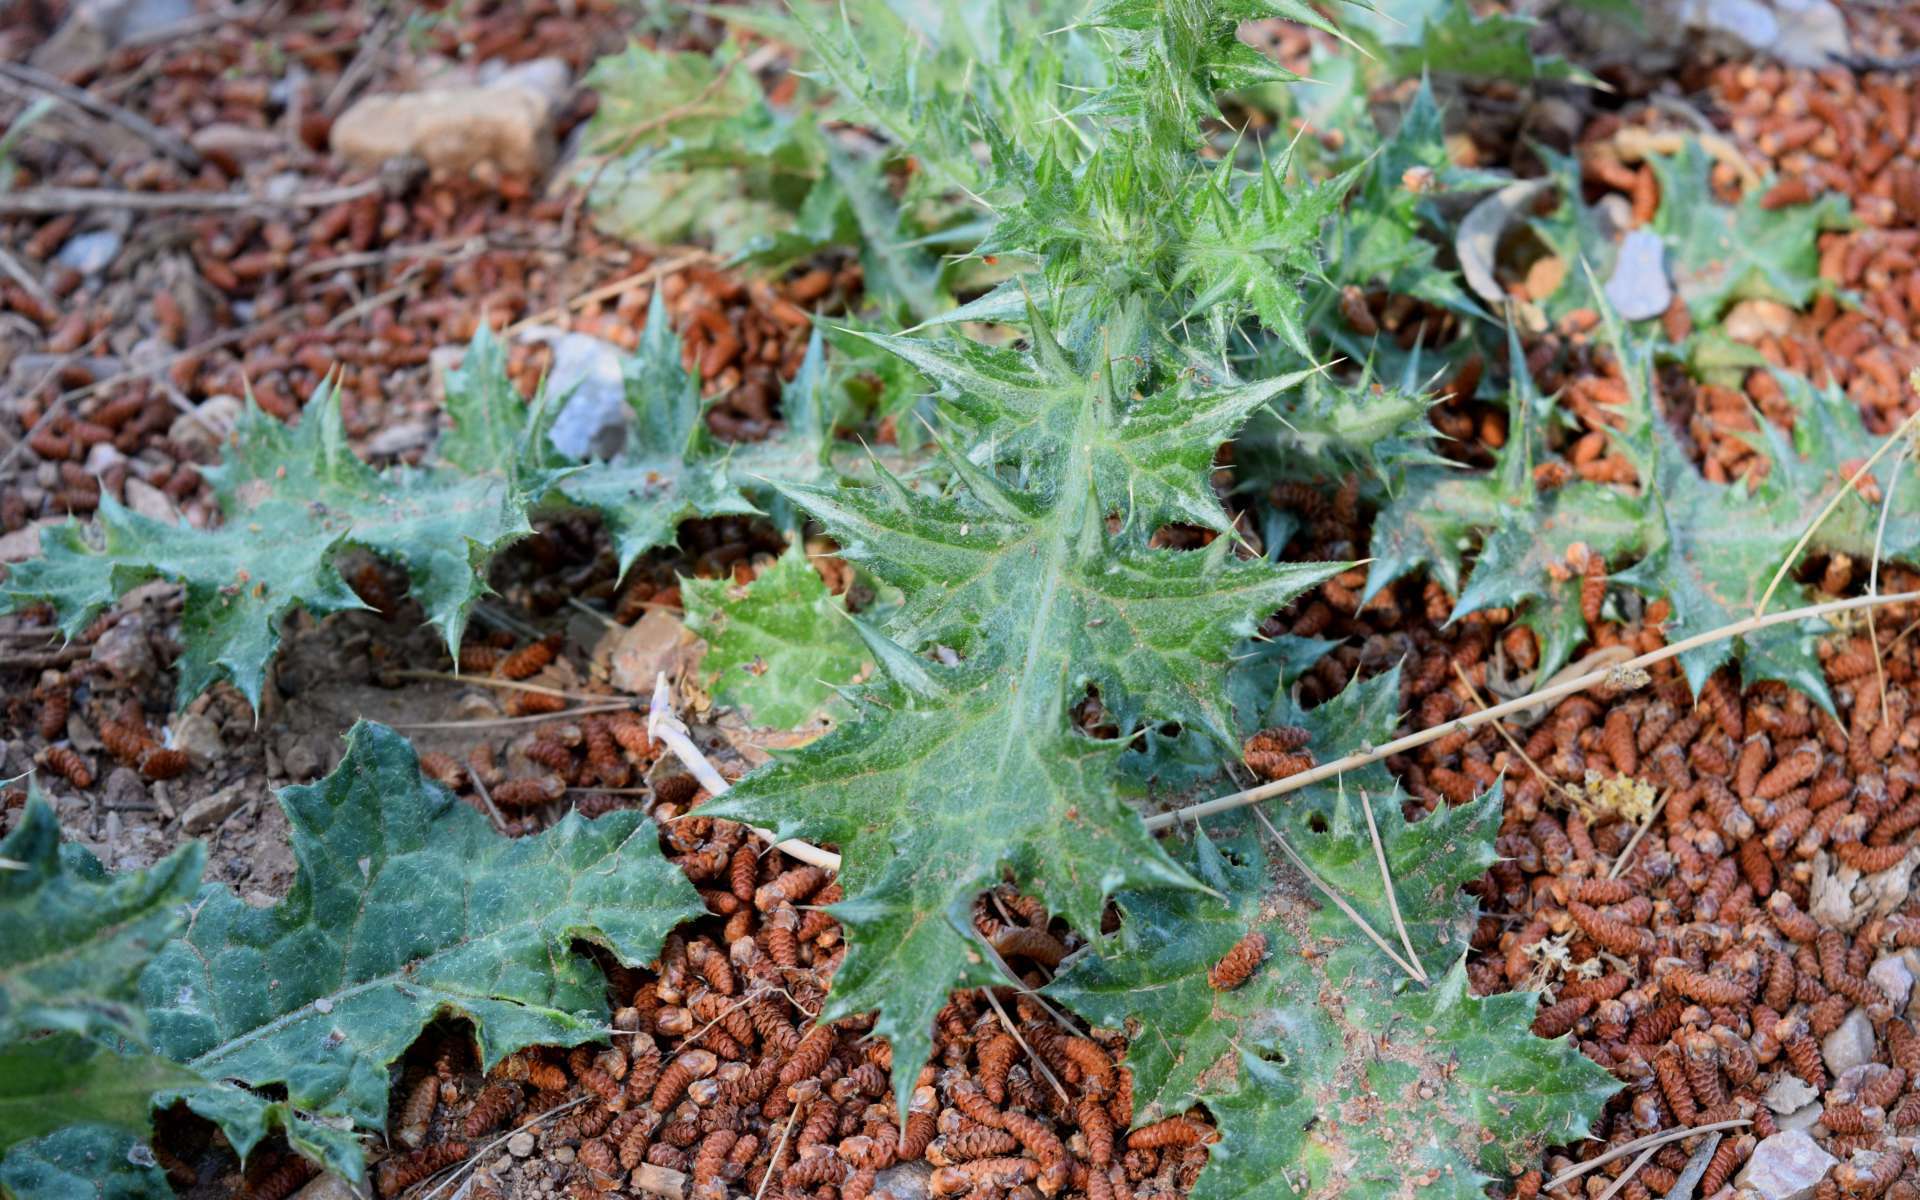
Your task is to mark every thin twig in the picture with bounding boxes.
[386,701,638,731]
[979,979,1072,1106]
[1595,1142,1663,1200]
[648,673,842,872]
[1545,1119,1750,1190]
[1607,791,1669,881]
[1251,806,1425,983]
[0,244,52,312]
[566,597,619,629]
[1148,589,1920,831]
[1357,785,1426,982]
[972,926,1082,1037]
[465,770,511,836]
[1756,406,1920,616]
[0,60,203,170]
[1452,661,1577,804]
[0,645,92,669]
[0,178,380,215]
[505,250,714,336]
[757,1099,805,1200]
[386,669,614,703]
[1868,444,1910,729]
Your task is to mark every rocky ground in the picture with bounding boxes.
[9,2,1920,1200]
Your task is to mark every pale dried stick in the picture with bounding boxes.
[1452,661,1577,804]
[1756,404,1920,617]
[1595,1142,1663,1200]
[388,702,638,730]
[387,669,611,702]
[1607,791,1669,881]
[1251,806,1424,983]
[979,980,1072,1106]
[1148,589,1920,831]
[1357,785,1426,982]
[648,673,842,872]
[1867,444,1911,728]
[1544,1119,1750,1190]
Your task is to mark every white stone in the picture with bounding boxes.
[1763,1074,1820,1115]
[1871,955,1914,1013]
[1736,1130,1838,1200]
[507,1131,536,1158]
[122,477,179,525]
[1822,1007,1876,1078]
[1602,229,1672,321]
[522,328,628,460]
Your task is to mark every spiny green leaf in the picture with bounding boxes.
[682,539,867,729]
[706,306,1341,1122]
[1050,789,1617,1200]
[534,292,761,573]
[138,721,703,1180]
[1356,0,1599,85]
[582,38,827,260]
[0,1037,199,1156]
[0,796,202,1044]
[1649,140,1851,323]
[0,383,551,709]
[0,1125,170,1200]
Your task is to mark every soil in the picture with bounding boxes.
[9,3,1920,1200]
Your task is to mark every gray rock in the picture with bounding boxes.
[507,1131,536,1158]
[167,712,224,770]
[524,328,628,459]
[1763,1074,1820,1115]
[1870,955,1914,1013]
[1603,229,1672,321]
[90,618,156,684]
[1769,0,1851,67]
[55,230,122,275]
[170,394,242,458]
[1777,1099,1823,1134]
[1736,1130,1838,1200]
[122,477,179,525]
[1822,1007,1876,1078]
[103,767,146,811]
[280,739,322,783]
[180,782,248,834]
[31,0,193,74]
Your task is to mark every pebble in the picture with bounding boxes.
[54,230,123,275]
[180,781,248,835]
[1602,228,1672,321]
[330,58,571,181]
[1736,1130,1839,1200]
[167,712,224,770]
[123,477,180,525]
[508,1132,536,1158]
[1762,1073,1819,1115]
[103,766,146,812]
[1821,1007,1876,1078]
[1869,954,1914,1013]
